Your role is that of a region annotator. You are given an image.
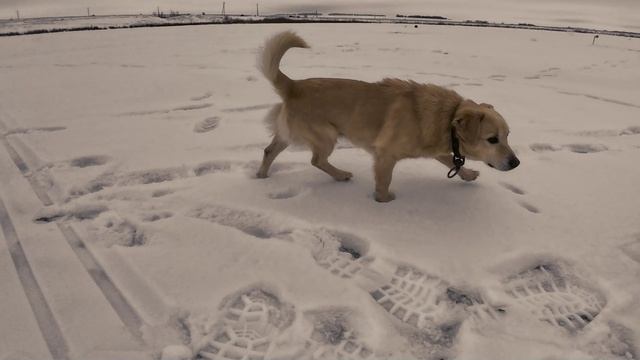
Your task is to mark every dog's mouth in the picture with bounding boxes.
[487,163,495,168]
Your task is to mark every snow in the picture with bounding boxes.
[0,22,639,360]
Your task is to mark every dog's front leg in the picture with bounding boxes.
[435,155,479,181]
[374,155,397,202]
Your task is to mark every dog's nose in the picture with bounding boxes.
[508,156,520,169]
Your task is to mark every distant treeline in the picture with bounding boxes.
[329,13,385,17]
[397,14,448,20]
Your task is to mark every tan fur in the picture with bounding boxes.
[256,31,519,202]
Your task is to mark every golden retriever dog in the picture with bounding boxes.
[256,31,519,202]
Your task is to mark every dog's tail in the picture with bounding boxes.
[258,31,309,98]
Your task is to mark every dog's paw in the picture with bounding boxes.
[256,171,269,179]
[374,191,396,203]
[459,168,479,182]
[333,171,353,182]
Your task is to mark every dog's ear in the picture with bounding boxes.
[452,109,484,142]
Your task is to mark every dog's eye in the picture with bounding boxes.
[487,136,499,144]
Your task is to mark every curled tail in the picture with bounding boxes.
[258,31,309,98]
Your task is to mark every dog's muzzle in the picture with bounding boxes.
[508,156,520,170]
[488,155,520,171]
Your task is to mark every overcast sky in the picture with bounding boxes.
[1,0,639,31]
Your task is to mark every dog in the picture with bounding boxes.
[256,31,519,202]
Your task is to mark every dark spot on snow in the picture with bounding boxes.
[621,126,640,135]
[314,320,347,345]
[519,201,540,214]
[34,213,64,223]
[530,143,559,152]
[500,182,525,195]
[267,188,299,200]
[446,288,474,306]
[141,211,173,222]
[243,225,272,239]
[69,155,110,168]
[338,244,361,259]
[193,160,234,176]
[564,143,608,153]
[193,116,220,133]
[151,189,174,198]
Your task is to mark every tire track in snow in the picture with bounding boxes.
[0,128,147,345]
[57,223,146,343]
[0,138,53,206]
[0,198,70,360]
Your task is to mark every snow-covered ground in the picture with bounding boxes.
[0,23,639,360]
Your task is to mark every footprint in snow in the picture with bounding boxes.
[304,308,375,359]
[563,143,608,154]
[302,229,373,279]
[620,126,640,136]
[488,74,507,81]
[586,321,637,360]
[151,188,174,198]
[369,265,455,329]
[503,261,606,332]
[529,142,607,154]
[518,201,540,214]
[69,155,110,168]
[71,160,304,198]
[267,187,302,200]
[190,92,213,101]
[141,211,173,222]
[193,116,220,133]
[499,182,525,195]
[196,287,295,360]
[193,160,304,178]
[188,204,502,358]
[529,143,560,152]
[188,205,373,278]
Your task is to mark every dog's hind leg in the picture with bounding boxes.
[257,136,288,178]
[309,136,353,182]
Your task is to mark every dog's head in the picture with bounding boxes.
[452,100,519,171]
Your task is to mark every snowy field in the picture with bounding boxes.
[0,23,639,360]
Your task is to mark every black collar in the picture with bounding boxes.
[447,126,466,178]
